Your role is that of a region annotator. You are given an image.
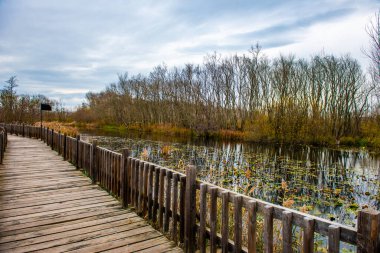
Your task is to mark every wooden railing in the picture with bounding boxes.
[1,123,379,253]
[0,126,7,164]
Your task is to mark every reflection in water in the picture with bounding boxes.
[81,129,380,227]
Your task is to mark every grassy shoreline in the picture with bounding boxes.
[34,121,380,152]
[77,122,380,152]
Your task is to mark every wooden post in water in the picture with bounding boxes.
[90,140,98,184]
[184,165,196,253]
[76,135,80,169]
[22,123,25,137]
[357,209,380,253]
[120,148,130,208]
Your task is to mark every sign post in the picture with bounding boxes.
[40,103,52,139]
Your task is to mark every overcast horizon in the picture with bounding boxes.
[0,0,379,109]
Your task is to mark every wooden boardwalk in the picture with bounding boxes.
[0,135,183,253]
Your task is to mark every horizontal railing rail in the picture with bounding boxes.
[1,123,379,253]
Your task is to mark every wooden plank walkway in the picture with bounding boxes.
[0,135,183,253]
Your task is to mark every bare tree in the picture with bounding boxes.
[0,76,18,121]
[363,10,380,90]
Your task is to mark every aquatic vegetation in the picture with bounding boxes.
[81,132,380,227]
[140,148,149,160]
[161,145,171,157]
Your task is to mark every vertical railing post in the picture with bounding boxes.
[0,133,3,164]
[3,128,5,152]
[51,129,54,150]
[63,133,67,160]
[184,165,196,253]
[90,139,98,184]
[357,209,380,253]
[22,123,25,137]
[120,148,130,208]
[76,135,80,169]
[58,131,61,155]
[46,127,49,146]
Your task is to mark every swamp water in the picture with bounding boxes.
[81,129,380,228]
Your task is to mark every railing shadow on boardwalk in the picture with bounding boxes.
[1,123,379,253]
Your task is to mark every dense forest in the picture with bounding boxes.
[72,48,379,146]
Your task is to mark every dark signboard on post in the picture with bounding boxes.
[41,104,52,111]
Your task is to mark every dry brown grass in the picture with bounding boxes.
[161,145,171,156]
[34,121,79,136]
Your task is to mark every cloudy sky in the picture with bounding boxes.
[0,0,379,108]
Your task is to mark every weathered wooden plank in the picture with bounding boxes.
[0,213,138,246]
[1,208,126,235]
[9,220,150,253]
[282,211,293,253]
[143,162,149,216]
[159,167,165,229]
[138,160,144,213]
[328,225,340,253]
[120,149,130,208]
[184,165,196,253]
[130,158,136,207]
[179,175,186,243]
[264,205,274,253]
[303,217,315,253]
[234,195,242,253]
[221,191,229,253]
[248,200,257,253]
[172,172,179,243]
[148,164,154,220]
[152,166,160,223]
[199,183,207,253]
[357,209,380,253]
[164,170,172,233]
[210,187,218,253]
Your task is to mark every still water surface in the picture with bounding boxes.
[81,129,380,227]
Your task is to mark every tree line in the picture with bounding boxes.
[74,47,378,145]
[0,76,68,123]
